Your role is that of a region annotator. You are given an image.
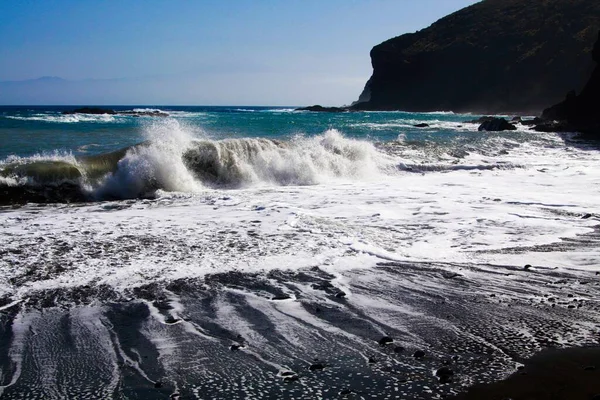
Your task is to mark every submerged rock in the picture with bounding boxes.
[414,123,430,128]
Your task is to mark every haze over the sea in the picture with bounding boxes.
[0,0,479,106]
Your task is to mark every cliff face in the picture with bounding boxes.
[353,0,600,113]
[541,30,600,132]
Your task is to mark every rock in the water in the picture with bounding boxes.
[478,118,517,132]
[524,264,532,270]
[295,105,347,113]
[63,107,116,115]
[414,123,430,128]
[229,344,244,351]
[154,381,163,388]
[582,213,593,219]
[394,346,405,353]
[378,336,394,346]
[335,291,347,299]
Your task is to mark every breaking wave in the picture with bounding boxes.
[0,120,392,204]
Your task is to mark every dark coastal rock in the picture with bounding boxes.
[351,1,600,113]
[335,290,347,299]
[295,105,347,113]
[524,264,532,270]
[154,381,163,389]
[63,107,116,115]
[478,118,517,132]
[414,123,430,128]
[62,107,169,117]
[520,117,543,126]
[465,116,496,124]
[539,31,600,136]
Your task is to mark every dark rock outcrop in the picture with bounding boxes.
[63,107,116,115]
[295,105,348,113]
[539,30,600,136]
[352,0,600,113]
[63,107,169,117]
[478,118,517,132]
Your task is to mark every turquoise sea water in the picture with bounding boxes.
[0,105,558,205]
[0,106,482,158]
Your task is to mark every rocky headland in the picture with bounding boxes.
[536,30,600,137]
[351,0,600,114]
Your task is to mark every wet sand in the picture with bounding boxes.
[453,347,600,400]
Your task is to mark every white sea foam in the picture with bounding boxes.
[6,113,118,123]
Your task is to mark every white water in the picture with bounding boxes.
[1,128,599,300]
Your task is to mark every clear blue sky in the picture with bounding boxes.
[0,0,480,105]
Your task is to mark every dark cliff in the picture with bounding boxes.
[541,30,600,134]
[352,0,600,114]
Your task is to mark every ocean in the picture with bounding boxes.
[1,106,599,399]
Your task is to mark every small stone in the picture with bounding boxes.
[435,367,454,377]
[271,294,291,301]
[309,363,325,371]
[414,123,430,128]
[280,371,296,377]
[368,357,377,364]
[229,344,244,351]
[284,375,298,382]
[335,291,347,299]
[378,336,394,346]
[413,350,426,359]
[164,316,180,324]
[154,381,163,389]
[582,213,592,219]
[524,264,532,270]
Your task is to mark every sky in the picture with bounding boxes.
[0,0,480,106]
